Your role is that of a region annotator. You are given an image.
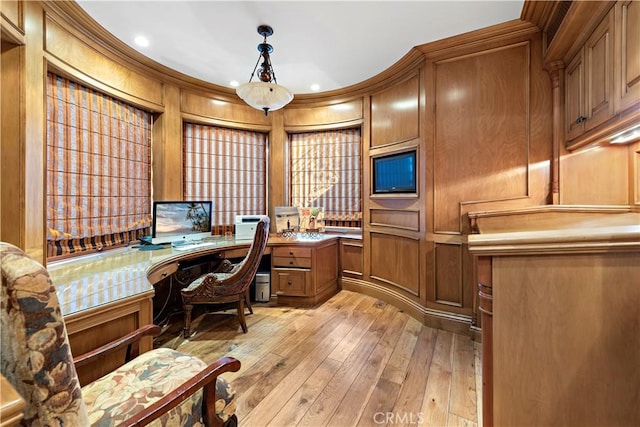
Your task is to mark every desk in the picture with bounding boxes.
[48,234,339,384]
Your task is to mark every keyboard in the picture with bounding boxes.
[172,241,220,251]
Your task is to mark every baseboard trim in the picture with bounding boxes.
[341,277,477,337]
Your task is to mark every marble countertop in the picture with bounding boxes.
[48,234,340,317]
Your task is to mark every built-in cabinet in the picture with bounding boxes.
[271,239,339,306]
[468,208,640,427]
[565,8,614,140]
[556,1,639,148]
[615,0,640,113]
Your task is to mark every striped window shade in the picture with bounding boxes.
[46,73,152,259]
[183,123,267,235]
[289,128,362,228]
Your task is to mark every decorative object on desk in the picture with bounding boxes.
[275,206,300,234]
[281,229,297,239]
[0,242,240,427]
[236,25,293,116]
[298,206,325,233]
[181,217,270,337]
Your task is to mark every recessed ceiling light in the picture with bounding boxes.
[310,84,320,92]
[134,35,149,47]
[229,80,239,88]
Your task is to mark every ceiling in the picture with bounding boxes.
[75,1,525,95]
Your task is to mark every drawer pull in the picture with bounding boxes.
[288,280,292,285]
[289,251,294,255]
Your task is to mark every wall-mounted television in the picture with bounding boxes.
[151,200,212,244]
[372,150,417,194]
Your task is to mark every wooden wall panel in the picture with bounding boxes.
[181,90,271,127]
[23,1,45,261]
[434,243,463,307]
[44,15,164,108]
[152,84,182,200]
[284,99,363,127]
[370,232,420,296]
[1,41,23,247]
[370,209,420,231]
[560,145,629,205]
[1,1,22,33]
[371,73,420,148]
[434,43,531,233]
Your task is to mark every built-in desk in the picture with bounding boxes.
[47,234,339,385]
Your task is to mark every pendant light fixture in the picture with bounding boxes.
[236,25,293,116]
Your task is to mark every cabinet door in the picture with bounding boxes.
[565,50,586,140]
[272,268,309,296]
[584,8,614,131]
[616,0,640,112]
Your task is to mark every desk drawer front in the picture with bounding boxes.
[273,269,310,296]
[272,256,312,268]
[147,263,178,284]
[273,247,312,258]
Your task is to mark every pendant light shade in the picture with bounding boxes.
[236,25,293,116]
[236,81,293,114]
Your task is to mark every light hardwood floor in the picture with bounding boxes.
[156,290,481,427]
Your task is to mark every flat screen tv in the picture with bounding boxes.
[151,200,212,244]
[372,150,417,194]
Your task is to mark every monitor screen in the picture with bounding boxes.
[372,150,417,194]
[151,200,212,244]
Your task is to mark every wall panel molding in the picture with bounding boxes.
[369,232,420,297]
[370,208,420,231]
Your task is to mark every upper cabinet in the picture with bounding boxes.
[537,0,640,149]
[615,1,640,113]
[565,8,614,141]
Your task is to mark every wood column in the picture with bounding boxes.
[545,61,565,205]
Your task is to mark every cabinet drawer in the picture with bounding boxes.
[272,256,312,268]
[273,269,310,296]
[147,263,178,284]
[272,246,312,258]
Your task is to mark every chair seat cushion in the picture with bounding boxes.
[82,348,236,426]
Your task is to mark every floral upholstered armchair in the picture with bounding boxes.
[0,242,240,427]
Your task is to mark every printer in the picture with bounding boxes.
[235,215,268,240]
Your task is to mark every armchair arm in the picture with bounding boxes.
[121,356,241,427]
[73,324,161,368]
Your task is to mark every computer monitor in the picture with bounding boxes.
[151,200,212,245]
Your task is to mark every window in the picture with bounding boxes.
[183,123,267,234]
[289,128,362,228]
[46,73,152,259]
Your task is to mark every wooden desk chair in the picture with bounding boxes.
[0,242,240,427]
[181,217,270,338]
